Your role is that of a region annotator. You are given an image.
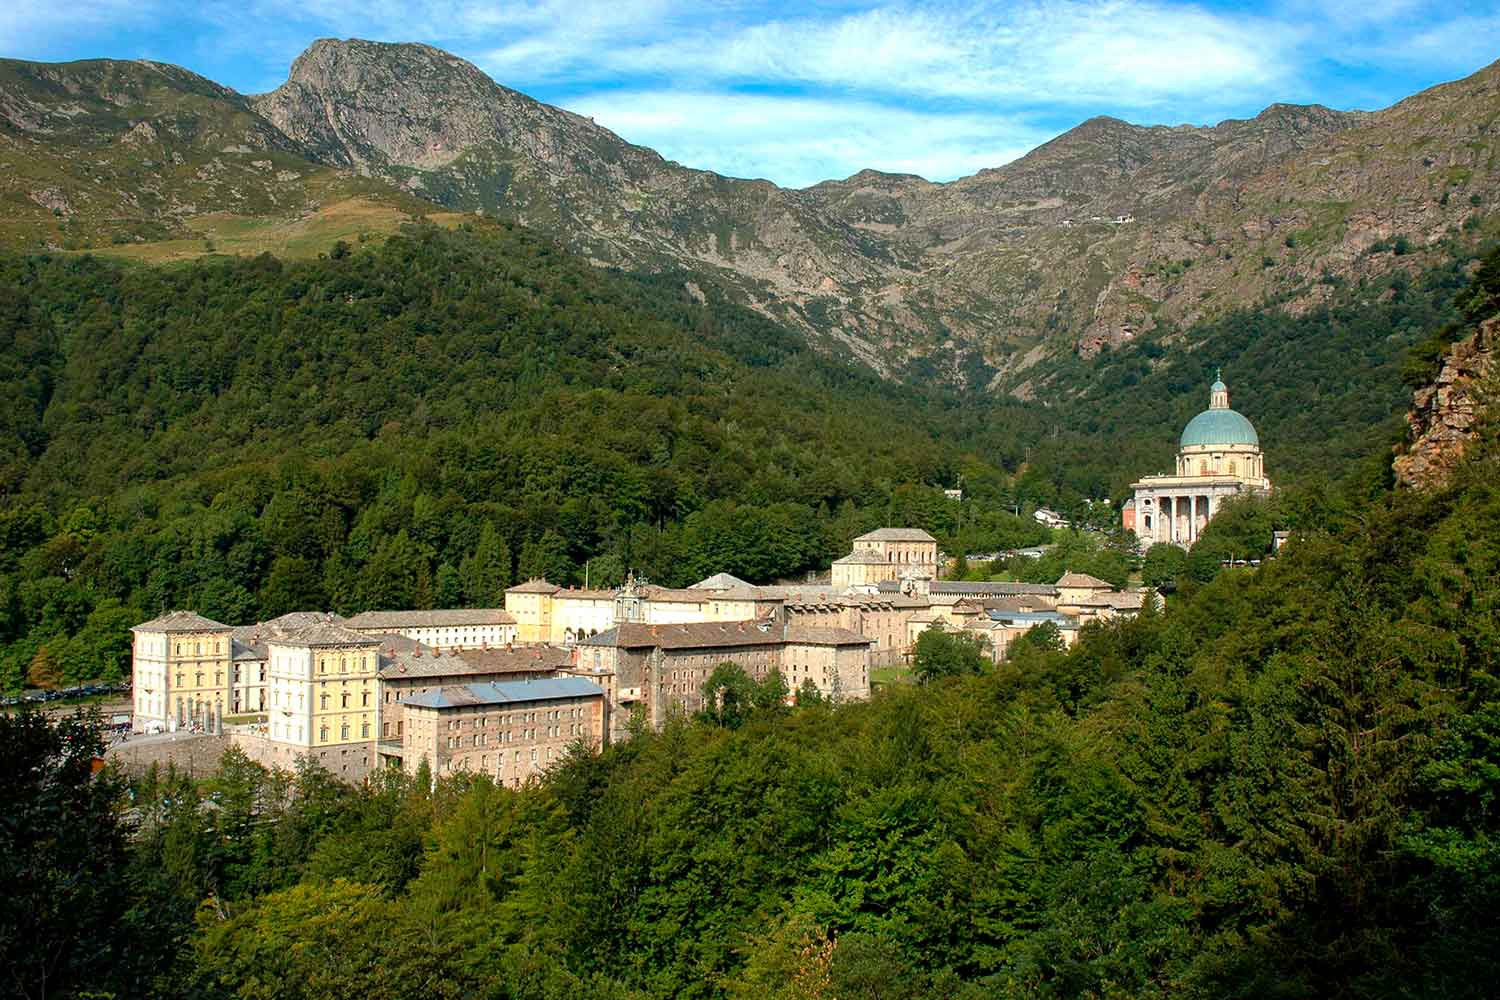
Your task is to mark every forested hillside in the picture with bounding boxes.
[0,222,1052,691]
[13,326,1500,997]
[1,224,1495,691]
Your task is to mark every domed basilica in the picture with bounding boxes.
[1121,373,1270,547]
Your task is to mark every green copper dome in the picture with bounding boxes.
[1180,408,1259,448]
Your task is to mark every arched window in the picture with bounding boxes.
[1199,460,1209,475]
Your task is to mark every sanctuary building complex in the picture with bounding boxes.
[132,555,1145,784]
[1121,374,1270,546]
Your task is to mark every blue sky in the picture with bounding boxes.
[4,1,1498,187]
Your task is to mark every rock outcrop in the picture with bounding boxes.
[1394,315,1499,491]
[4,40,1500,386]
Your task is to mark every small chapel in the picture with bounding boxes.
[1121,373,1271,547]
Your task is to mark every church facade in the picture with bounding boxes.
[1121,374,1270,547]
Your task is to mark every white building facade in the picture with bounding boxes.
[1123,374,1271,548]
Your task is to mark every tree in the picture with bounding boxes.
[460,523,512,606]
[700,662,758,728]
[0,708,179,999]
[796,678,826,707]
[911,628,988,683]
[518,530,572,587]
[1141,543,1189,592]
[25,644,61,690]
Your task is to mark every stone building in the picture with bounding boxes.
[342,608,518,649]
[781,627,873,703]
[503,575,778,646]
[235,622,383,782]
[831,528,940,588]
[576,618,871,739]
[130,611,234,732]
[1054,572,1116,606]
[1123,374,1270,547]
[376,642,573,747]
[399,676,606,787]
[228,611,347,717]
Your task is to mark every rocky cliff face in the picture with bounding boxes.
[5,40,1500,385]
[1394,315,1499,490]
[248,41,1500,383]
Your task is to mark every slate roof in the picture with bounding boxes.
[982,596,1052,614]
[132,610,232,633]
[1056,572,1115,589]
[855,528,937,542]
[785,626,873,646]
[506,579,560,594]
[401,676,605,710]
[691,572,755,591]
[269,622,382,648]
[379,644,576,681]
[1062,591,1146,610]
[876,580,1058,597]
[833,549,890,565]
[987,610,1080,627]
[344,608,516,629]
[580,620,781,650]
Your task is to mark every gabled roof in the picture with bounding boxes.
[691,572,755,591]
[261,611,345,631]
[877,580,1058,597]
[1055,572,1114,589]
[580,620,781,650]
[379,643,572,681]
[785,626,873,647]
[268,622,382,648]
[988,610,1080,627]
[855,527,937,542]
[401,676,605,710]
[345,608,516,629]
[834,549,890,565]
[506,579,559,594]
[132,610,231,633]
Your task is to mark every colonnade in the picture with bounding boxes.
[1142,493,1214,546]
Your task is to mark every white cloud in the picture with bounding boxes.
[567,89,1051,186]
[6,0,1493,187]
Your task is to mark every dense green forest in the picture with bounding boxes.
[0,222,1491,692]
[12,374,1500,998]
[0,223,1053,691]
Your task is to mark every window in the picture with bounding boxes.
[362,691,370,706]
[341,724,350,740]
[194,642,201,655]
[362,722,370,738]
[176,673,184,687]
[195,672,203,687]
[319,725,328,742]
[321,694,329,709]
[341,692,350,708]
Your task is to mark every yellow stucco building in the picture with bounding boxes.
[130,611,234,732]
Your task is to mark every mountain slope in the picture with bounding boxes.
[0,56,441,252]
[250,40,1500,380]
[4,40,1498,383]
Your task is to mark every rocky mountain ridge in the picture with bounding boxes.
[4,39,1500,386]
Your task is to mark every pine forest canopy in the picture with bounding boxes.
[11,352,1500,998]
[0,220,1496,690]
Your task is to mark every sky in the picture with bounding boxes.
[3,1,1498,188]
